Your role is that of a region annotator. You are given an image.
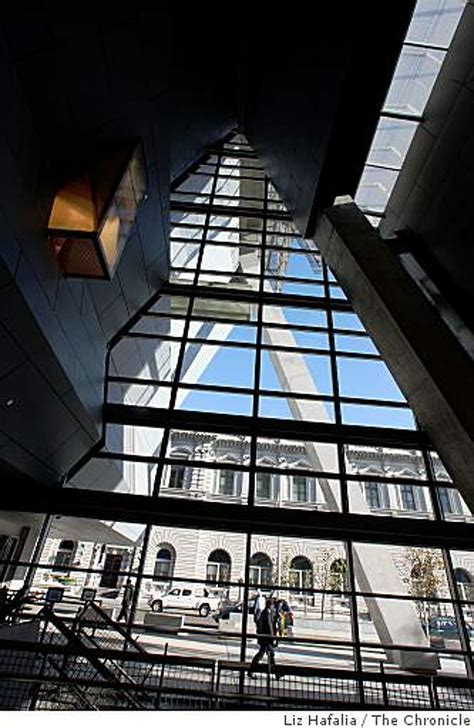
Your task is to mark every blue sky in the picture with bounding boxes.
[177,248,415,430]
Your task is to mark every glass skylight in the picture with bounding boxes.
[356,0,466,224]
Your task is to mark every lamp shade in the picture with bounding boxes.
[48,141,146,279]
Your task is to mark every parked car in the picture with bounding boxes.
[149,587,221,617]
[214,597,295,634]
[427,616,474,647]
[95,587,120,609]
[213,598,255,622]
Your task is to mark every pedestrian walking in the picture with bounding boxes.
[248,597,280,678]
[117,578,134,622]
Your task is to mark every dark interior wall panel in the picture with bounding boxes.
[0,261,99,484]
[170,8,237,182]
[170,71,236,182]
[245,61,346,235]
[243,6,416,236]
[0,10,170,484]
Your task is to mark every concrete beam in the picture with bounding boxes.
[315,198,474,512]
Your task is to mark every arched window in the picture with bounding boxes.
[53,540,76,571]
[249,552,273,586]
[154,546,175,580]
[289,556,313,591]
[455,568,473,601]
[206,549,231,584]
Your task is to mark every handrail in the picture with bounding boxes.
[1,636,473,710]
[0,669,215,700]
[216,659,474,690]
[75,601,147,653]
[38,606,144,709]
[0,636,215,668]
[1,634,472,689]
[41,652,99,711]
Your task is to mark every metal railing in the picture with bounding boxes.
[1,615,473,710]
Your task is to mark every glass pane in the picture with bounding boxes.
[353,543,449,598]
[253,470,342,512]
[349,480,434,519]
[259,396,335,423]
[138,525,245,660]
[335,334,379,355]
[367,117,418,169]
[32,516,145,618]
[170,241,200,273]
[192,297,254,321]
[341,403,415,429]
[105,425,164,457]
[337,358,406,401]
[0,511,46,589]
[260,350,333,395]
[129,315,186,338]
[159,465,249,505]
[406,0,465,48]
[108,381,172,409]
[181,343,255,390]
[355,166,398,213]
[384,47,446,116]
[257,437,339,474]
[177,388,253,416]
[344,445,428,479]
[166,430,251,464]
[110,337,180,382]
[263,305,327,328]
[333,312,365,331]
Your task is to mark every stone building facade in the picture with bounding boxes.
[34,433,474,611]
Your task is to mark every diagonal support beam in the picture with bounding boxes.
[263,307,438,671]
[315,198,474,512]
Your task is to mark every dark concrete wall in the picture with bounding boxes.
[171,69,235,182]
[0,10,170,484]
[245,56,346,236]
[0,255,99,483]
[381,2,474,326]
[0,9,237,486]
[243,7,415,237]
[170,11,236,182]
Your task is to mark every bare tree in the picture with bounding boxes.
[401,548,445,632]
[312,547,339,619]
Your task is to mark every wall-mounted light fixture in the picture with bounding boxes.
[47,140,146,279]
